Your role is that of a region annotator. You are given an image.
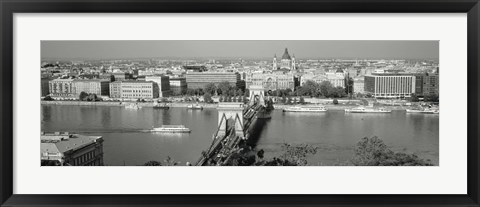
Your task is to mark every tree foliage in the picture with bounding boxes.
[204,93,213,103]
[352,136,433,166]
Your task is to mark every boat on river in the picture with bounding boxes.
[406,108,439,114]
[345,107,391,113]
[283,106,327,112]
[153,102,170,109]
[125,103,141,110]
[151,125,191,133]
[187,104,203,110]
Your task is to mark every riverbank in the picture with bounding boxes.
[41,100,412,111]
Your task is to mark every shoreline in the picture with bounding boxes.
[41,100,411,110]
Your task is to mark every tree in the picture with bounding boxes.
[424,94,439,102]
[144,161,162,166]
[204,93,213,103]
[319,81,333,97]
[299,97,305,104]
[352,136,433,166]
[86,93,98,102]
[236,89,244,96]
[204,83,217,95]
[79,91,88,101]
[43,96,54,101]
[186,88,195,96]
[218,81,231,95]
[410,93,419,102]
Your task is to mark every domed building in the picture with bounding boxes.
[273,48,296,71]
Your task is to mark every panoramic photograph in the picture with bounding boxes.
[40,40,439,166]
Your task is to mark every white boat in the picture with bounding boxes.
[187,104,203,110]
[151,125,191,133]
[345,107,391,113]
[283,106,327,112]
[125,103,141,110]
[406,108,439,114]
[153,102,170,109]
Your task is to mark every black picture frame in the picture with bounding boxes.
[1,0,479,206]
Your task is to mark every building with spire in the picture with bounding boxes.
[273,48,296,71]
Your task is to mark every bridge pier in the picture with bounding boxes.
[217,103,245,138]
[248,85,265,106]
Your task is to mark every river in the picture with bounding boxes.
[41,105,439,166]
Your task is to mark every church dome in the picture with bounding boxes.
[281,48,291,60]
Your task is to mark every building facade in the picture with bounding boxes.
[145,75,170,97]
[169,77,187,95]
[120,81,159,99]
[48,78,75,97]
[353,77,365,94]
[186,72,241,89]
[109,81,122,98]
[41,132,104,166]
[364,74,416,98]
[423,73,439,96]
[273,48,296,71]
[245,72,295,91]
[73,79,110,96]
[41,78,51,97]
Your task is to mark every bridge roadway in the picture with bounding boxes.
[195,103,265,166]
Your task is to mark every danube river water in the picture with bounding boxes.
[41,105,439,166]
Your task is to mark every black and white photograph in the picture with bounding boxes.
[40,40,439,166]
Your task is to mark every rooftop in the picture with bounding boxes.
[41,132,102,154]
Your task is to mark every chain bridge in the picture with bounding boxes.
[195,85,274,166]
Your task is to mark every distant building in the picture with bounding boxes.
[364,74,416,98]
[40,132,104,166]
[183,65,207,72]
[353,77,365,94]
[169,77,187,95]
[272,48,296,71]
[110,81,159,99]
[423,73,439,96]
[109,81,122,98]
[245,72,295,91]
[48,78,75,97]
[41,77,52,97]
[325,71,346,88]
[73,79,110,96]
[99,73,114,82]
[186,72,241,89]
[113,72,130,81]
[145,75,170,97]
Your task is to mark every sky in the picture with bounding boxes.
[41,40,439,60]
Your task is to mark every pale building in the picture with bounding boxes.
[353,77,365,94]
[120,81,159,99]
[326,72,346,88]
[73,79,110,96]
[272,48,296,71]
[109,81,122,98]
[41,132,104,166]
[364,74,416,98]
[145,75,170,97]
[245,72,295,91]
[48,78,75,97]
[186,72,241,89]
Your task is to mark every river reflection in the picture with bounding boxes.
[41,105,439,166]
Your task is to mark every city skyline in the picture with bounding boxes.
[41,40,439,60]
